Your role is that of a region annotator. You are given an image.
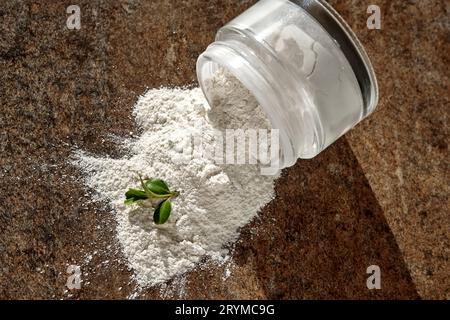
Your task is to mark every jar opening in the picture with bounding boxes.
[197,43,297,170]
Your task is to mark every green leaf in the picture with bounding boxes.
[153,200,172,225]
[124,188,148,205]
[125,188,148,199]
[145,178,171,195]
[124,198,134,205]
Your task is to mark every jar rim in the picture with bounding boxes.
[196,42,298,170]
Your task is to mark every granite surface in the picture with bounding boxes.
[0,0,447,299]
[337,0,449,299]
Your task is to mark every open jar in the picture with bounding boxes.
[197,0,379,169]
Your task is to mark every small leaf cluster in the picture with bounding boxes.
[125,175,179,225]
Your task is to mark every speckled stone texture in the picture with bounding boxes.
[0,0,447,299]
[334,0,449,299]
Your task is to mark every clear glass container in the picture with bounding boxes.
[197,0,379,169]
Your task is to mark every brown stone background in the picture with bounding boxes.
[0,0,448,299]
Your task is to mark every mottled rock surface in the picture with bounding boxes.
[0,0,447,299]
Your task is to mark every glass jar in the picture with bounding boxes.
[197,0,379,169]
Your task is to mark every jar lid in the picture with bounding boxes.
[289,0,379,115]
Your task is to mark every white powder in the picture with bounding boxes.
[72,69,277,288]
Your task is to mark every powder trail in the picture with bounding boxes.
[72,70,278,287]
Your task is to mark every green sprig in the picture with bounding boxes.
[125,175,178,225]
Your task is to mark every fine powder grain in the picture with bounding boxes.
[72,69,278,287]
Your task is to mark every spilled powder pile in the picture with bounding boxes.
[72,69,278,287]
